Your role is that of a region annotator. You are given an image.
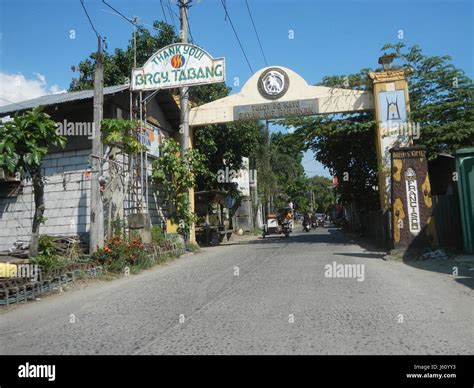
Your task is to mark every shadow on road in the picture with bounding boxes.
[402,258,474,290]
[332,252,385,259]
[221,227,356,247]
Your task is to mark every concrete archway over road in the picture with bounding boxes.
[189,66,374,126]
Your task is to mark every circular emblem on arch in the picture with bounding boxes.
[170,54,185,69]
[258,68,289,100]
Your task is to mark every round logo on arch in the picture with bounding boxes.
[170,54,185,69]
[258,68,289,100]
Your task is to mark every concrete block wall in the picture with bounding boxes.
[0,150,91,251]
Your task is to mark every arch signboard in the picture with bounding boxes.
[131,43,225,91]
[189,66,374,126]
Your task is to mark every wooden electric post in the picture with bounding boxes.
[179,0,195,243]
[179,0,189,153]
[90,36,104,253]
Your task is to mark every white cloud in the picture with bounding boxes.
[0,72,66,107]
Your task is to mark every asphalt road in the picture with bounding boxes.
[1,227,473,355]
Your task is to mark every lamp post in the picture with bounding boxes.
[378,54,396,71]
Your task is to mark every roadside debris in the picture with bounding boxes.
[419,249,449,260]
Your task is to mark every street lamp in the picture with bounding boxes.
[378,54,396,71]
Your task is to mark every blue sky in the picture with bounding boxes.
[0,0,473,177]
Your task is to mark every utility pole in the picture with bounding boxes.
[265,120,271,215]
[90,36,104,253]
[179,0,194,243]
[179,0,189,153]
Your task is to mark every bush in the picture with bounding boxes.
[38,235,58,257]
[151,225,165,246]
[92,228,191,275]
[32,254,67,272]
[31,235,67,271]
[92,235,150,273]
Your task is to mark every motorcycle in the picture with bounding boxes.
[281,219,291,237]
[302,222,311,232]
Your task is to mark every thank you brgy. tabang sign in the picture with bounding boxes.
[131,43,225,91]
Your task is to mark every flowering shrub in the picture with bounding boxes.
[92,235,148,273]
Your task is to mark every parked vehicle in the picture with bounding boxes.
[262,213,279,238]
[263,208,293,238]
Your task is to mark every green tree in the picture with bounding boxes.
[308,176,334,213]
[251,124,277,212]
[193,120,261,209]
[151,138,207,238]
[248,128,310,213]
[284,112,379,207]
[282,43,473,208]
[0,107,66,256]
[270,131,309,211]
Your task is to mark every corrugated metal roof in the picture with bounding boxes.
[0,84,129,115]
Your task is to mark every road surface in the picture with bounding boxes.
[1,227,473,355]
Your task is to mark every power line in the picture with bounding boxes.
[220,0,254,74]
[102,0,136,26]
[245,0,267,67]
[166,0,178,31]
[101,8,159,31]
[80,0,101,39]
[160,0,169,23]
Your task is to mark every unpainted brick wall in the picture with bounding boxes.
[0,150,91,251]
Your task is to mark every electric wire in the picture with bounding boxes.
[245,0,268,66]
[220,0,254,73]
[80,0,101,39]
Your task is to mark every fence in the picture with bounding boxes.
[432,194,463,249]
